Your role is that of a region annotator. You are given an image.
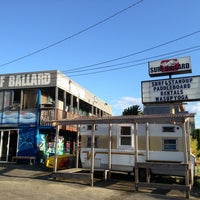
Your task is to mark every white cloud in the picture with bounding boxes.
[112,96,142,116]
[185,102,200,114]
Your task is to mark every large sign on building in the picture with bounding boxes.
[149,56,192,77]
[142,76,200,104]
[0,70,57,89]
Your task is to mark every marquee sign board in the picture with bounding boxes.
[142,75,200,104]
[149,56,192,77]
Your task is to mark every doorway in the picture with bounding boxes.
[0,129,18,162]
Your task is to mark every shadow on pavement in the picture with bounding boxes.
[0,163,53,180]
[0,163,200,199]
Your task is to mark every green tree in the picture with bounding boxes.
[122,105,142,116]
[194,129,200,150]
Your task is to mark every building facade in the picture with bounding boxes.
[0,70,112,163]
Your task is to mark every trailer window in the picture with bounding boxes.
[163,139,177,151]
[87,125,98,130]
[120,126,132,146]
[162,126,175,132]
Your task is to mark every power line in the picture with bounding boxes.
[0,0,143,68]
[0,45,198,81]
[67,45,200,77]
[65,45,200,74]
[65,30,200,73]
[68,61,147,77]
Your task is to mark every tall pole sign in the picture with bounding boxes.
[142,56,194,109]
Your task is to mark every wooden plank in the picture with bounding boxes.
[12,156,36,165]
[135,162,190,177]
[137,182,190,192]
[57,168,84,173]
[135,162,188,170]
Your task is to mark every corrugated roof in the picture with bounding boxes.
[47,113,195,125]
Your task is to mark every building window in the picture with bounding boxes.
[11,89,21,110]
[163,138,177,151]
[13,89,21,104]
[120,126,132,146]
[22,89,38,109]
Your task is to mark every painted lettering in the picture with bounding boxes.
[0,76,5,87]
[8,76,15,87]
[151,77,194,103]
[43,73,51,85]
[8,73,51,87]
[31,74,37,85]
[155,95,188,102]
[15,75,22,86]
[150,66,161,74]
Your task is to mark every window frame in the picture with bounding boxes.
[22,89,38,109]
[162,138,178,151]
[118,125,134,148]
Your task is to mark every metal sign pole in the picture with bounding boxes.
[169,74,175,114]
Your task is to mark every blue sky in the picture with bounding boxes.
[1,0,200,127]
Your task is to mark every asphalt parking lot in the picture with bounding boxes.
[0,163,200,200]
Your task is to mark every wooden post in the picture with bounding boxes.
[108,123,112,179]
[135,164,139,191]
[182,120,189,164]
[134,123,139,191]
[90,123,95,187]
[134,123,138,163]
[182,120,190,198]
[170,103,175,114]
[53,125,59,173]
[145,123,151,183]
[76,124,80,168]
[186,119,191,162]
[146,167,151,183]
[146,122,149,161]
